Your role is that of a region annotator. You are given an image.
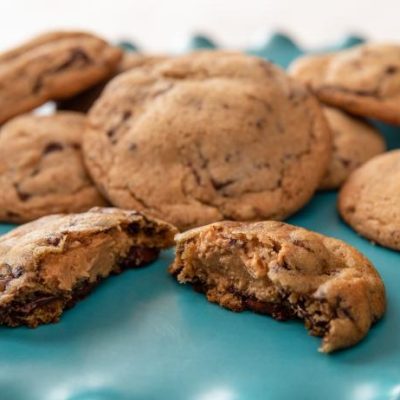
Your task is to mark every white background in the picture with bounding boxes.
[0,0,399,52]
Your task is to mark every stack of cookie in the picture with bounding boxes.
[289,44,400,250]
[0,32,393,353]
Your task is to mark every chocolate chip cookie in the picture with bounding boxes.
[170,221,385,352]
[339,150,400,250]
[0,112,107,222]
[57,52,169,112]
[319,107,386,190]
[0,31,122,124]
[83,51,332,230]
[0,207,177,327]
[289,44,400,125]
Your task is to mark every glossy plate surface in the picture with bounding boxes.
[0,35,399,400]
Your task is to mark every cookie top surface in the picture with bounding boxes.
[0,207,177,303]
[0,31,122,124]
[339,149,400,250]
[175,220,386,352]
[0,112,107,222]
[319,107,386,190]
[84,51,331,230]
[289,44,400,124]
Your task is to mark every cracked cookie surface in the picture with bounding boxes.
[339,150,400,250]
[319,107,386,190]
[83,51,331,230]
[0,207,177,327]
[0,31,122,124]
[170,220,386,352]
[0,112,107,222]
[289,43,400,125]
[57,52,170,112]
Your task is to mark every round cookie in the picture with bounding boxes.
[83,51,332,230]
[319,107,386,190]
[0,31,122,124]
[289,44,400,125]
[0,112,107,222]
[57,52,169,113]
[339,150,400,250]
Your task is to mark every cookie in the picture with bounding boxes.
[0,207,177,327]
[170,221,385,352]
[319,107,386,190]
[83,51,332,230]
[339,150,400,250]
[57,52,169,112]
[289,44,400,125]
[0,112,107,222]
[0,31,122,124]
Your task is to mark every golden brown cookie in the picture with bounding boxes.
[0,112,107,222]
[83,51,332,230]
[339,150,400,250]
[319,107,386,190]
[57,52,169,112]
[170,221,386,352]
[289,44,400,125]
[0,31,122,124]
[0,207,177,327]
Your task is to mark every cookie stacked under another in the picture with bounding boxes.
[0,112,107,222]
[319,107,385,190]
[339,150,400,250]
[289,43,400,125]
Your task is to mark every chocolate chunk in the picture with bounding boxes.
[210,177,235,191]
[6,211,20,219]
[143,226,155,236]
[12,266,24,278]
[47,235,62,246]
[107,128,116,138]
[44,142,64,154]
[14,184,31,202]
[122,111,132,120]
[126,222,140,235]
[66,279,99,308]
[190,277,209,294]
[271,240,281,253]
[291,239,314,253]
[385,65,398,74]
[107,111,132,139]
[54,48,92,72]
[256,118,265,129]
[16,295,60,315]
[118,246,159,269]
[244,297,295,321]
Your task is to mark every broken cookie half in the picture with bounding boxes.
[169,221,385,352]
[0,207,177,327]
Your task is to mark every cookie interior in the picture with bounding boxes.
[169,222,384,353]
[0,210,175,327]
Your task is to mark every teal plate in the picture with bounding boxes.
[1,35,400,400]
